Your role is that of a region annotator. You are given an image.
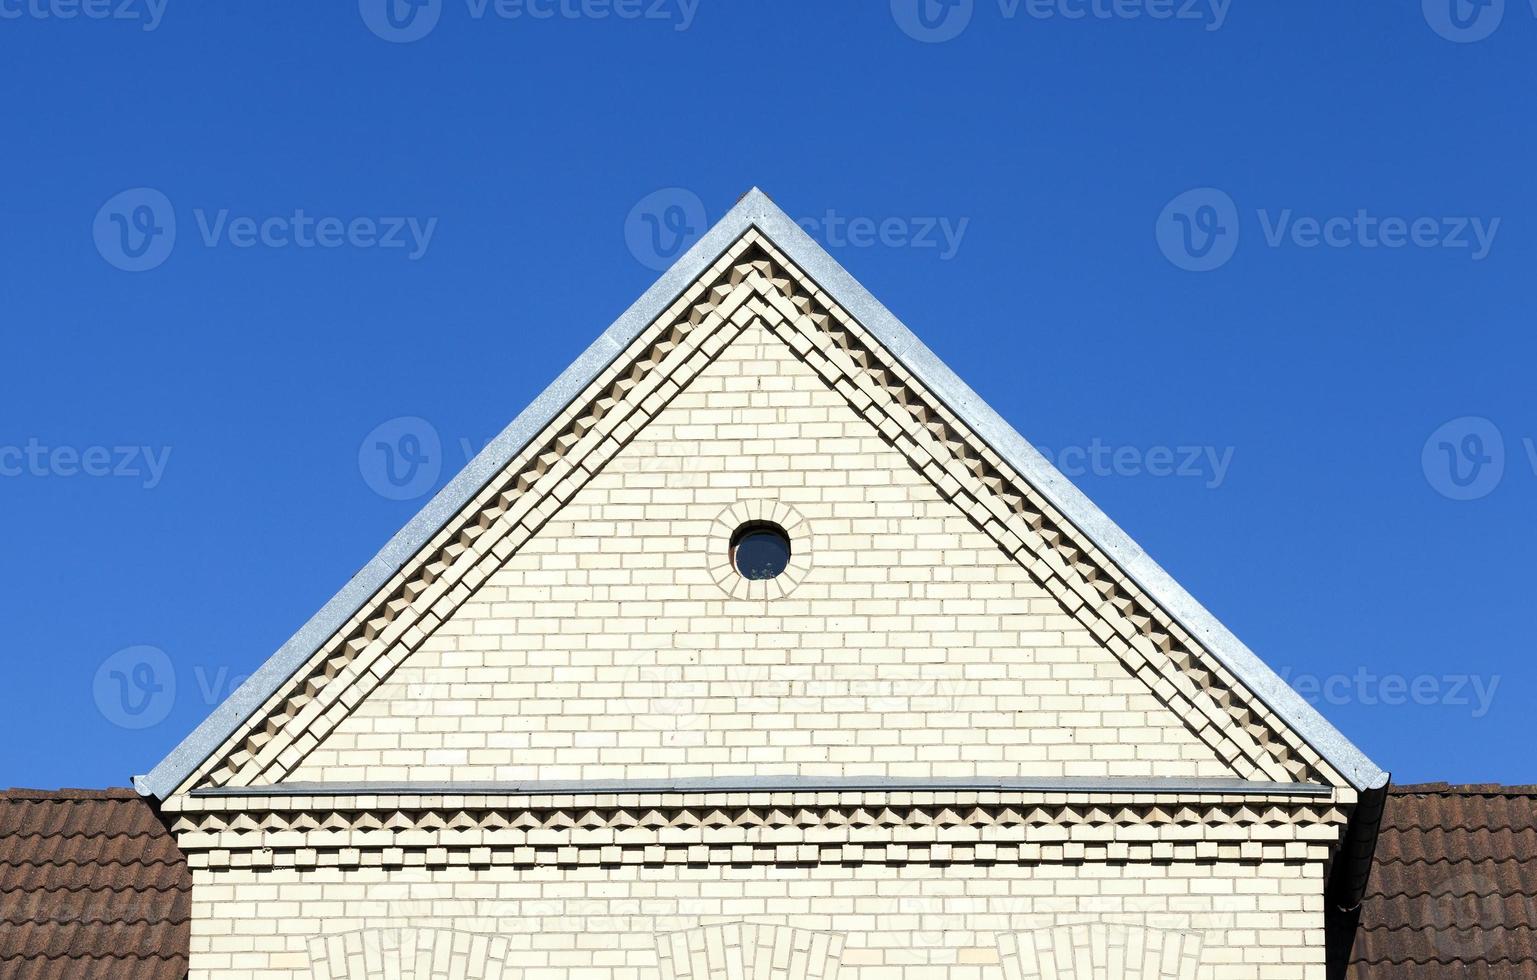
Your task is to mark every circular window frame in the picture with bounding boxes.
[709,501,811,599]
[729,521,793,581]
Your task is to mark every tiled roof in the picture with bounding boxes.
[0,788,189,980]
[1351,783,1537,979]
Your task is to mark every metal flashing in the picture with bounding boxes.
[190,776,1334,799]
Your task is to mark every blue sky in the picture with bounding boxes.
[1,0,1532,790]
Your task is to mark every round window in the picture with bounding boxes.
[730,522,792,580]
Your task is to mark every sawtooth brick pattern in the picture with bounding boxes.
[166,794,1345,874]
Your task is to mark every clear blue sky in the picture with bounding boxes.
[1,1,1532,790]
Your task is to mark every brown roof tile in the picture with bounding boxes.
[1351,783,1537,979]
[0,788,188,980]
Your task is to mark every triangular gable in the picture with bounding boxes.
[136,189,1386,800]
[284,312,1250,785]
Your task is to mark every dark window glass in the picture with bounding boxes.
[731,523,791,580]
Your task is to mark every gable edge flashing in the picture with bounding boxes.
[135,188,1386,799]
[132,192,759,800]
[744,197,1385,794]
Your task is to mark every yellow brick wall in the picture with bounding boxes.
[178,256,1339,980]
[290,322,1235,785]
[188,860,1327,979]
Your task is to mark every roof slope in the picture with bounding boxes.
[1351,783,1537,979]
[0,788,189,980]
[135,188,1386,799]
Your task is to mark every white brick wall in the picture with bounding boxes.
[189,860,1326,979]
[180,287,1337,980]
[291,323,1232,785]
